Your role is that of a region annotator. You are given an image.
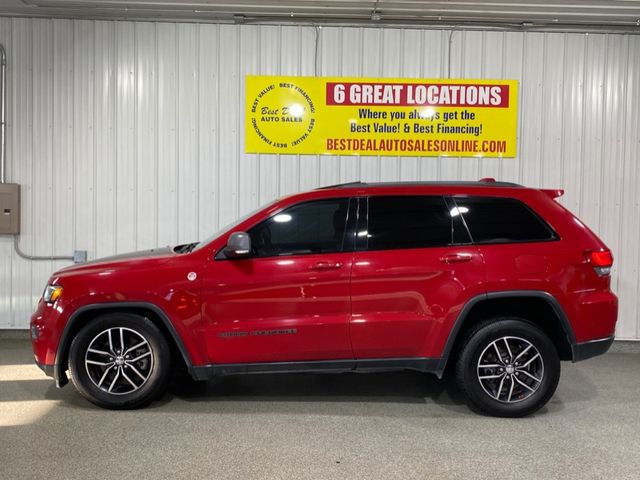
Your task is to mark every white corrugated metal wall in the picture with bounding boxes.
[0,18,638,339]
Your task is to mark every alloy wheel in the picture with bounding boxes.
[84,327,154,395]
[476,336,545,403]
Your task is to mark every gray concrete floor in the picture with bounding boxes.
[1,339,639,480]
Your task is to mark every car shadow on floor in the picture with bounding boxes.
[170,368,594,418]
[170,371,462,403]
[36,370,475,416]
[33,362,604,418]
[8,358,599,415]
[33,366,602,417]
[162,370,484,417]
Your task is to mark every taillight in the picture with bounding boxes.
[586,250,613,276]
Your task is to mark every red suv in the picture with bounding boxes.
[30,179,617,417]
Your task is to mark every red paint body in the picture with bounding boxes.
[30,183,618,374]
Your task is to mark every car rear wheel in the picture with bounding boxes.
[455,318,560,417]
[69,313,171,409]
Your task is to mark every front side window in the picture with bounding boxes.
[248,198,350,257]
[365,196,467,251]
[453,197,557,243]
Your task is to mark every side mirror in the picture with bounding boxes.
[224,231,251,258]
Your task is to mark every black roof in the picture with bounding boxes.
[317,180,523,189]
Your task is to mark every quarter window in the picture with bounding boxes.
[248,198,350,257]
[453,197,556,243]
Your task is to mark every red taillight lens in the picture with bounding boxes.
[589,250,613,267]
[586,250,613,276]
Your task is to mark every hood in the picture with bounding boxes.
[54,246,177,276]
[84,247,174,265]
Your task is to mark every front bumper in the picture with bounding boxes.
[572,335,615,362]
[34,360,69,387]
[35,360,55,378]
[31,300,71,388]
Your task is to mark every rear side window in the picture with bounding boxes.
[248,198,349,257]
[453,197,557,244]
[365,196,469,251]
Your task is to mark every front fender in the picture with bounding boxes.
[52,301,197,388]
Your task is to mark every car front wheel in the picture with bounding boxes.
[69,313,171,409]
[455,318,561,417]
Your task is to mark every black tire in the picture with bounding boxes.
[69,313,171,409]
[455,318,560,417]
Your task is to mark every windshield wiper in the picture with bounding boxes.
[184,242,199,253]
[174,242,199,254]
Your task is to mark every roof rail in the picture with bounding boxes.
[317,180,523,189]
[316,181,367,189]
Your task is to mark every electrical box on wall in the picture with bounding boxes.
[0,183,20,234]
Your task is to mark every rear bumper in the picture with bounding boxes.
[570,290,618,341]
[572,335,615,362]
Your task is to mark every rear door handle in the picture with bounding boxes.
[439,254,473,264]
[310,261,343,270]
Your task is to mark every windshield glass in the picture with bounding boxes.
[192,200,277,251]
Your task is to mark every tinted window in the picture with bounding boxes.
[248,198,349,257]
[453,197,556,243]
[366,196,465,250]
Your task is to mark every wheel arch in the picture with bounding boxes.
[54,302,193,387]
[436,291,577,378]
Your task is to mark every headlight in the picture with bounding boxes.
[42,285,63,304]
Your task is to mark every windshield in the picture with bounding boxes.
[192,200,277,251]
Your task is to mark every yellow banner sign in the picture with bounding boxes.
[245,76,518,157]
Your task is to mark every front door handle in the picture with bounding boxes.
[310,261,343,270]
[439,254,473,264]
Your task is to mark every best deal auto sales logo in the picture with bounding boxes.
[249,81,316,149]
